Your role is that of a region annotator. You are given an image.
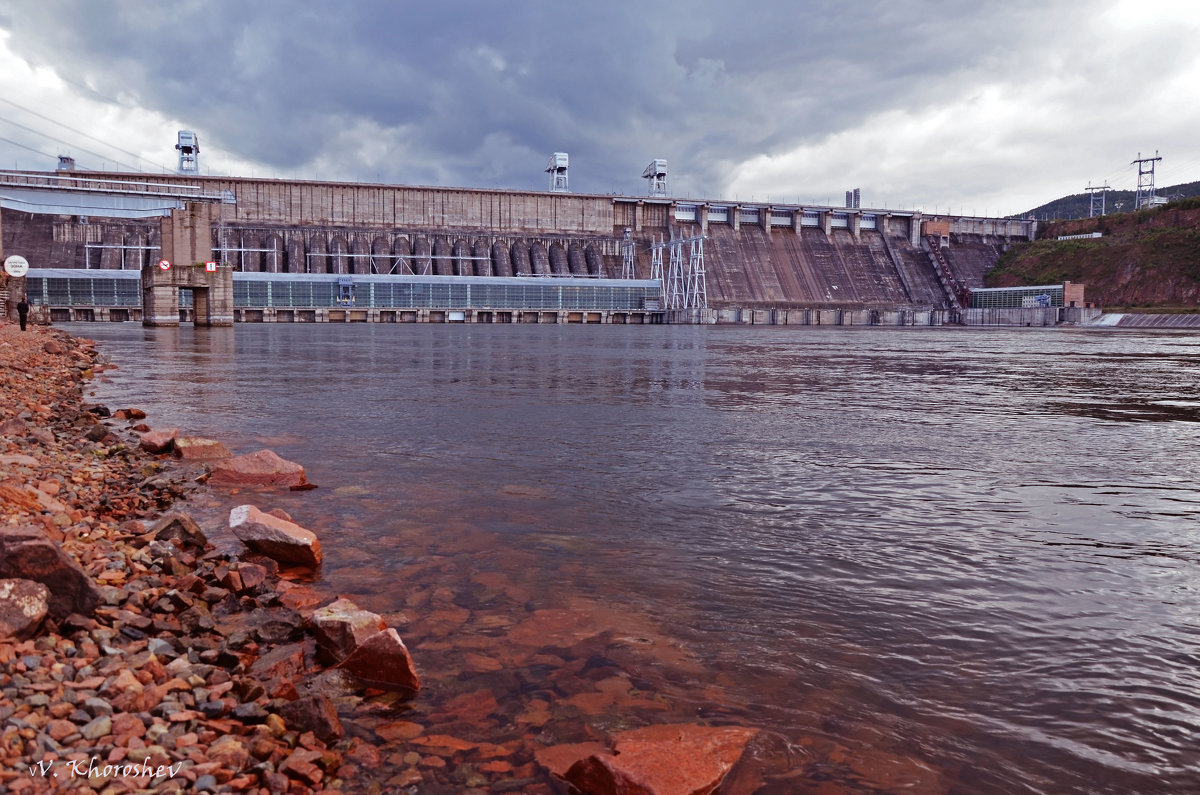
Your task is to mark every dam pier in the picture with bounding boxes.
[0,168,1071,326]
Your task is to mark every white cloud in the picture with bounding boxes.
[1,2,1198,214]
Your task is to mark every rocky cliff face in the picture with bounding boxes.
[986,199,1200,309]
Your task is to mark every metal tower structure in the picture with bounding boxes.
[654,230,707,310]
[1132,151,1162,210]
[176,131,199,174]
[620,227,636,279]
[649,234,665,285]
[1086,181,1110,217]
[642,159,668,196]
[546,152,569,192]
[684,235,707,309]
[664,232,686,308]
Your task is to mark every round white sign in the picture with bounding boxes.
[3,255,29,278]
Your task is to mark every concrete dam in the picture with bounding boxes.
[0,170,1035,324]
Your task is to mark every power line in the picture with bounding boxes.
[0,134,58,161]
[0,96,155,170]
[0,114,139,171]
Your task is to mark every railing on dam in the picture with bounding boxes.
[22,269,661,312]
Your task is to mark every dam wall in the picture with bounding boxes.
[1,170,1036,313]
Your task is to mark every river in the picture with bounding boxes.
[72,322,1200,793]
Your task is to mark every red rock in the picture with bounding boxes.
[0,579,49,640]
[210,449,308,489]
[47,719,77,741]
[480,760,514,774]
[138,428,178,454]
[0,525,100,619]
[534,742,607,779]
[334,628,420,694]
[437,689,498,724]
[562,724,760,795]
[149,512,209,549]
[0,418,26,437]
[311,597,386,662]
[248,642,307,681]
[277,695,343,744]
[235,563,268,592]
[278,748,324,786]
[110,712,145,738]
[410,734,477,752]
[229,505,322,567]
[172,436,231,460]
[35,480,60,496]
[374,721,423,742]
[207,735,250,769]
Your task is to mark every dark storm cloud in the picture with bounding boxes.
[0,0,1094,195]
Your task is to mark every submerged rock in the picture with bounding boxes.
[173,436,232,460]
[210,449,309,489]
[555,723,760,795]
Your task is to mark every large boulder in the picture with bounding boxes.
[558,724,760,795]
[311,598,388,662]
[210,450,308,489]
[335,628,420,695]
[0,579,50,640]
[0,526,101,619]
[229,505,322,567]
[139,427,178,454]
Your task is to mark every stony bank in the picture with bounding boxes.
[0,321,776,794]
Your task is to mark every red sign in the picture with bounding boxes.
[205,261,217,272]
[158,259,171,270]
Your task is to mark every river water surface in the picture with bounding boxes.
[72,323,1200,793]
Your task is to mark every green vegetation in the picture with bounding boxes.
[987,200,1200,308]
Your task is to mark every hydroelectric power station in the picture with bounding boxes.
[0,148,1054,327]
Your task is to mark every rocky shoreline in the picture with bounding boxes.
[1,323,769,794]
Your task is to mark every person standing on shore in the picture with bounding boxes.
[17,297,29,331]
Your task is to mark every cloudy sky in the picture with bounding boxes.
[1,0,1198,217]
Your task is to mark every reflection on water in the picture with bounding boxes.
[78,323,1200,793]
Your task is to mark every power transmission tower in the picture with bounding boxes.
[1132,151,1162,210]
[1086,181,1110,217]
[620,227,635,279]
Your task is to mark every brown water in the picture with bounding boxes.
[75,323,1200,793]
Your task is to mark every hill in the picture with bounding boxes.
[1020,181,1200,221]
[985,197,1200,310]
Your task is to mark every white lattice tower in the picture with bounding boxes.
[685,236,707,309]
[650,234,665,284]
[621,228,636,280]
[664,233,686,310]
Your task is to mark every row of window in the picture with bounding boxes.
[27,276,656,311]
[970,287,1064,309]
